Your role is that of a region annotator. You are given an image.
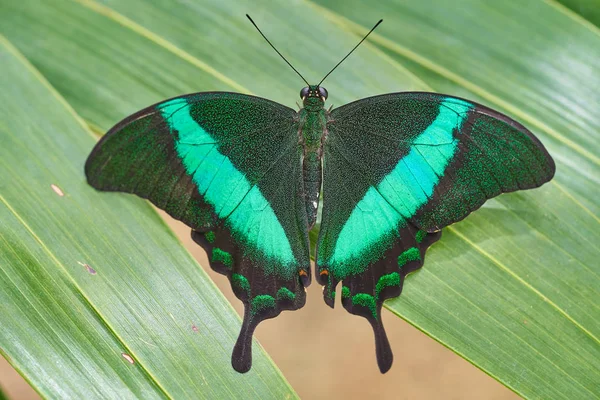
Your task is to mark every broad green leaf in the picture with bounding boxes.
[0,38,295,399]
[1,0,599,399]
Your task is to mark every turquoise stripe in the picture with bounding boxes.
[330,98,473,267]
[160,98,295,274]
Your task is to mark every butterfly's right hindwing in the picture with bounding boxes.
[85,92,310,373]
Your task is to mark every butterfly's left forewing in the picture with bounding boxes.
[317,92,555,372]
[86,92,310,372]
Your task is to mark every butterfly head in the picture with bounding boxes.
[301,85,328,110]
[247,13,381,113]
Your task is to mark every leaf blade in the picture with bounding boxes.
[0,36,296,399]
[1,0,599,399]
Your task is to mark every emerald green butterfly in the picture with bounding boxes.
[85,17,555,374]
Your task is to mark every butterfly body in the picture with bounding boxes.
[298,85,329,229]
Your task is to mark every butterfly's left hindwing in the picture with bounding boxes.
[317,92,555,372]
[85,92,310,372]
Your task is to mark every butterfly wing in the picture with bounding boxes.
[317,92,555,372]
[85,92,310,373]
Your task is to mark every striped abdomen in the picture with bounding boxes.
[303,149,322,229]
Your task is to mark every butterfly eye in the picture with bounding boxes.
[318,86,328,100]
[300,87,310,99]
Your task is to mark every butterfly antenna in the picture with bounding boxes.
[318,19,383,87]
[246,14,310,87]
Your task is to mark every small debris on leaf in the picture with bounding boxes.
[51,184,64,197]
[121,353,135,364]
[78,261,96,275]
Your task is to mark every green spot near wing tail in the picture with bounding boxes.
[349,272,402,320]
[341,286,351,300]
[415,229,426,244]
[251,295,276,316]
[211,248,233,268]
[231,272,295,317]
[232,273,250,297]
[398,247,421,268]
[375,272,401,299]
[205,231,216,243]
[352,293,377,319]
[276,287,296,301]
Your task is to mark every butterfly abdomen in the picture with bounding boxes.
[299,108,327,229]
[303,150,321,228]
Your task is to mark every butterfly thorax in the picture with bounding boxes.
[298,97,328,229]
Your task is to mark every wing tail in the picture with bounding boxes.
[319,224,441,372]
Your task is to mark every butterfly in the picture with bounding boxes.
[85,16,555,374]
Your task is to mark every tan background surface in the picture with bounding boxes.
[0,214,518,399]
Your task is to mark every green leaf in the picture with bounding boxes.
[1,0,599,399]
[0,38,295,399]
